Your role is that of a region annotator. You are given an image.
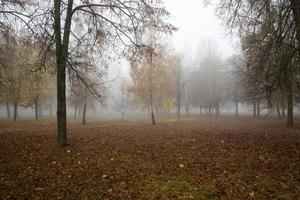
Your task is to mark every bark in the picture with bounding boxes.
[151,106,156,125]
[235,101,239,117]
[82,102,87,125]
[13,101,17,121]
[34,96,38,119]
[256,100,260,117]
[290,0,300,52]
[54,0,74,147]
[282,106,286,118]
[287,90,293,126]
[6,102,11,118]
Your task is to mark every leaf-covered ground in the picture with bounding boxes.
[0,116,299,199]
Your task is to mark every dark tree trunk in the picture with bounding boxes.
[200,107,202,116]
[287,90,293,126]
[257,100,260,117]
[281,99,286,118]
[39,103,43,117]
[82,102,87,125]
[56,62,67,146]
[290,0,300,53]
[151,107,156,125]
[34,96,38,119]
[54,0,74,147]
[13,101,18,121]
[6,102,11,118]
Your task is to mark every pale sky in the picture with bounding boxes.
[164,0,237,59]
[112,0,238,83]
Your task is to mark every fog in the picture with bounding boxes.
[0,0,299,125]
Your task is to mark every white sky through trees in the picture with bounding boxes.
[112,0,237,84]
[164,0,236,58]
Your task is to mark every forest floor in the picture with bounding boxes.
[0,116,299,200]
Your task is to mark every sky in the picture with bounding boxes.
[111,0,238,84]
[164,0,237,59]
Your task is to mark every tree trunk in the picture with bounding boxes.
[276,103,281,119]
[74,104,78,119]
[54,0,74,147]
[257,100,260,117]
[281,98,286,118]
[290,0,300,53]
[185,83,189,116]
[34,96,38,119]
[82,102,87,125]
[200,107,202,116]
[6,102,11,118]
[151,106,156,125]
[57,62,67,146]
[235,101,238,117]
[13,101,17,121]
[287,90,293,126]
[215,102,220,117]
[253,101,256,117]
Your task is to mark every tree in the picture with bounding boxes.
[129,45,176,124]
[0,32,32,121]
[214,0,300,125]
[189,39,223,116]
[114,78,130,122]
[174,56,184,120]
[0,0,175,146]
